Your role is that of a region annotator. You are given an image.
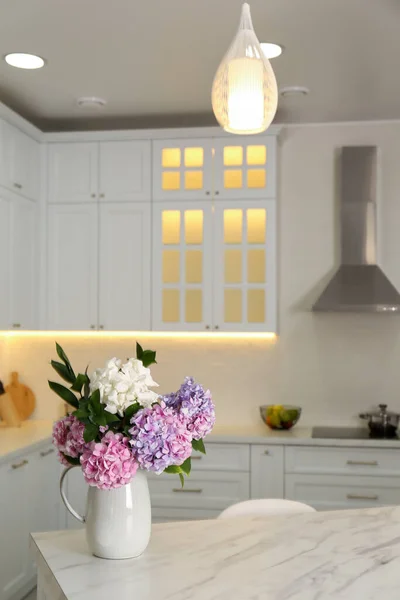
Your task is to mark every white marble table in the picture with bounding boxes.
[31,506,400,599]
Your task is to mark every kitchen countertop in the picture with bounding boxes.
[209,423,400,448]
[31,505,400,600]
[0,419,53,464]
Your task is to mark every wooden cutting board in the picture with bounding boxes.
[5,372,36,420]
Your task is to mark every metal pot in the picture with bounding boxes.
[359,404,400,438]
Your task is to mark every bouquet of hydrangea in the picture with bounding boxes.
[49,342,215,490]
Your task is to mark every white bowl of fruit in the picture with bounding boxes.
[259,404,302,430]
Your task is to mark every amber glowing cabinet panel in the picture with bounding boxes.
[152,199,277,333]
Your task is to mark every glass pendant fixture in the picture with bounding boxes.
[212,3,278,135]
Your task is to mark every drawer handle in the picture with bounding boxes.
[40,448,55,457]
[14,182,22,189]
[264,450,270,455]
[347,494,378,501]
[12,459,28,470]
[191,456,202,461]
[347,460,378,466]
[172,488,202,494]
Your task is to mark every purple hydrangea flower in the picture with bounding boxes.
[129,401,192,474]
[164,377,215,440]
[52,415,86,463]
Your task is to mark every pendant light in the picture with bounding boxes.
[212,3,278,135]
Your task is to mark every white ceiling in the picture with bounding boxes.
[0,0,399,130]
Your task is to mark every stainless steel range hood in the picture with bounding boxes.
[313,146,400,313]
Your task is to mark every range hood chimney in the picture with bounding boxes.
[313,146,400,313]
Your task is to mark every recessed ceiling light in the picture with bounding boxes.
[76,96,107,110]
[279,85,310,97]
[261,43,283,59]
[4,53,45,69]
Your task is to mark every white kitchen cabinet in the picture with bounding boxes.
[213,199,277,332]
[99,202,151,330]
[99,141,151,202]
[152,201,213,331]
[47,203,98,330]
[0,195,10,328]
[28,446,60,541]
[48,143,98,203]
[152,139,214,201]
[250,445,284,499]
[0,120,40,201]
[0,456,31,600]
[152,136,276,202]
[9,196,38,330]
[213,136,277,199]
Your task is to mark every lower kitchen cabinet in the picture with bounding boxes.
[250,445,284,499]
[0,443,61,600]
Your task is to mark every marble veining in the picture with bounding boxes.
[31,506,400,599]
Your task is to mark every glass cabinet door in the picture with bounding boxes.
[213,137,276,200]
[213,200,277,332]
[153,140,214,201]
[152,203,213,330]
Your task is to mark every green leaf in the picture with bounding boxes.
[55,343,76,380]
[88,389,107,426]
[50,361,75,384]
[179,473,185,488]
[89,388,101,406]
[62,453,80,466]
[164,465,182,474]
[84,366,90,399]
[192,438,206,454]
[72,407,90,420]
[136,342,144,361]
[180,457,191,475]
[48,381,79,409]
[141,349,157,368]
[124,402,140,422]
[83,423,99,443]
[105,411,120,424]
[71,373,90,393]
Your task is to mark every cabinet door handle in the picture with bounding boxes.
[347,460,378,466]
[214,325,219,330]
[347,494,378,501]
[90,325,96,330]
[40,448,55,458]
[12,459,28,470]
[172,488,202,494]
[99,193,105,198]
[99,325,104,330]
[91,193,96,198]
[191,456,202,461]
[13,182,22,189]
[205,325,210,330]
[205,191,210,196]
[215,191,220,196]
[12,323,21,329]
[264,450,270,455]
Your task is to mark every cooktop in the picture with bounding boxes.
[312,427,399,440]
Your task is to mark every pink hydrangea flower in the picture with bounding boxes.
[53,415,86,463]
[129,401,193,473]
[80,431,138,490]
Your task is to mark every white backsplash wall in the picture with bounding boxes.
[4,120,400,427]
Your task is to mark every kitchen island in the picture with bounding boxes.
[31,506,400,599]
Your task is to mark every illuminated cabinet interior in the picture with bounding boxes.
[153,136,276,201]
[153,199,276,332]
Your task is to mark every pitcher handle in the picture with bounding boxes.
[60,465,86,524]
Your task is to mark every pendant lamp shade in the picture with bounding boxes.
[212,3,278,135]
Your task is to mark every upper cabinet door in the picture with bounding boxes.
[152,139,213,201]
[213,199,277,332]
[47,204,98,330]
[0,196,10,329]
[213,137,277,199]
[9,196,38,330]
[99,141,151,202]
[99,203,151,330]
[48,143,98,203]
[1,121,40,201]
[152,202,213,331]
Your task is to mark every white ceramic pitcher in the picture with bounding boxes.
[60,467,151,559]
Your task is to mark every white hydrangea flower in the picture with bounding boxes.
[90,357,159,416]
